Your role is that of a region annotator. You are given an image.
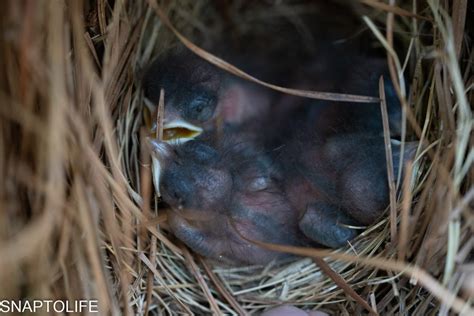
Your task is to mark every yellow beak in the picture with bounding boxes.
[162,119,203,143]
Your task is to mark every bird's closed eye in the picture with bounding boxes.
[184,91,217,121]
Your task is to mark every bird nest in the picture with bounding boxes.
[0,0,472,315]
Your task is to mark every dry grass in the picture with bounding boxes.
[0,0,472,315]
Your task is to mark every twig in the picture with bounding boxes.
[379,77,398,243]
[313,257,378,316]
[200,257,248,316]
[359,0,430,21]
[398,161,413,261]
[182,248,222,315]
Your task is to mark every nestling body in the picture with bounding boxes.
[142,49,274,141]
[144,35,414,264]
[149,132,313,264]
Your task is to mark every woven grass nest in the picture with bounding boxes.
[0,0,472,315]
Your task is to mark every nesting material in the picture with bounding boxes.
[0,1,472,315]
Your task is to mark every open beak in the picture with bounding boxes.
[143,98,203,143]
[162,119,203,144]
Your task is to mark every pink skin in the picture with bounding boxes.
[262,305,329,316]
[218,79,272,125]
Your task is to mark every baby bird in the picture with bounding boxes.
[276,133,417,248]
[142,48,273,143]
[143,38,413,263]
[148,132,312,264]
